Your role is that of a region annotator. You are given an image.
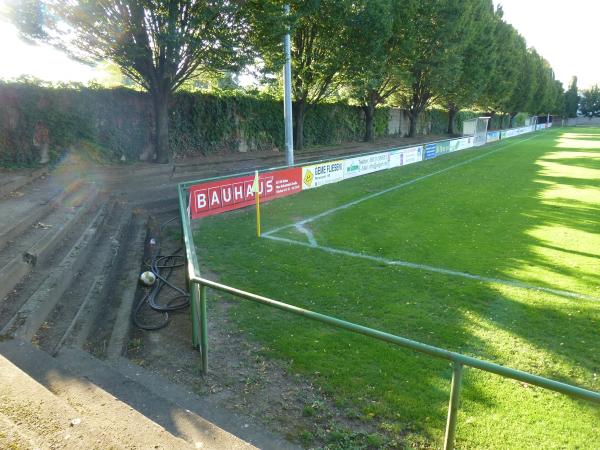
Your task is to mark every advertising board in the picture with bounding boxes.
[343,152,391,180]
[436,141,451,156]
[188,124,544,220]
[401,146,423,165]
[424,143,437,160]
[302,160,344,189]
[189,167,302,219]
[487,131,500,142]
[455,137,474,150]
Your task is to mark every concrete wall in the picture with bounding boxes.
[387,108,431,137]
[567,117,600,126]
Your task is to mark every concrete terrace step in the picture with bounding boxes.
[0,183,100,302]
[0,348,128,450]
[0,412,48,450]
[1,199,110,340]
[0,166,48,199]
[34,203,137,355]
[0,178,83,251]
[0,339,193,449]
[56,346,262,450]
[112,355,300,450]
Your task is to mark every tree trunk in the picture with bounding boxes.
[363,105,375,143]
[509,112,517,128]
[363,90,378,143]
[447,106,457,135]
[488,111,496,130]
[293,101,306,151]
[408,110,418,138]
[153,88,170,164]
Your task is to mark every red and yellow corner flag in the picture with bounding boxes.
[251,171,261,237]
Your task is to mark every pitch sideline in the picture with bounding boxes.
[264,234,600,303]
[264,132,546,237]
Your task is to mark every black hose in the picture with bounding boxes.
[132,217,189,330]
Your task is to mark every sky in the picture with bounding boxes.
[0,1,598,89]
[493,0,599,89]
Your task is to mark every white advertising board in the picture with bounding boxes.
[343,152,391,179]
[301,160,344,189]
[390,145,423,166]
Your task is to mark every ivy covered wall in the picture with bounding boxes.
[0,81,523,167]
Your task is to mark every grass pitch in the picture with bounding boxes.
[194,128,600,449]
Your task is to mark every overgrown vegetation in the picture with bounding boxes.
[0,81,392,165]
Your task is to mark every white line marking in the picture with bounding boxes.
[294,223,318,247]
[264,235,600,303]
[264,134,542,237]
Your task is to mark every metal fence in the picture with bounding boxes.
[177,132,600,450]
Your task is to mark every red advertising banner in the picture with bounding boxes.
[189,167,303,219]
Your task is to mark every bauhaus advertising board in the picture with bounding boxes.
[188,167,302,219]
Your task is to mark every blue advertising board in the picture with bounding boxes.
[424,143,437,160]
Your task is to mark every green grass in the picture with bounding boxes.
[194,128,600,449]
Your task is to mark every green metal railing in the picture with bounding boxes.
[177,131,599,449]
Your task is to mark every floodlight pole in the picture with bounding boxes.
[283,4,294,166]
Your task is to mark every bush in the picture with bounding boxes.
[0,82,382,165]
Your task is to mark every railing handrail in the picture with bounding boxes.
[191,275,600,405]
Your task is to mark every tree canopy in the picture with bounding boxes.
[579,85,600,118]
[9,0,256,162]
[564,77,580,118]
[8,0,569,156]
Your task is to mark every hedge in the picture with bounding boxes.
[1,82,391,166]
[0,81,527,167]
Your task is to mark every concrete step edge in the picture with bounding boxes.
[106,211,149,360]
[0,167,48,198]
[0,178,84,251]
[25,184,100,266]
[113,355,300,450]
[1,201,110,341]
[0,185,100,302]
[59,207,136,352]
[0,339,193,449]
[57,346,260,450]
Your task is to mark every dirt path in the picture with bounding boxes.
[128,216,399,449]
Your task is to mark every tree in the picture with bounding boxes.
[393,0,466,137]
[260,0,385,151]
[479,8,522,128]
[579,85,600,117]
[9,0,254,163]
[504,47,538,127]
[564,76,579,118]
[343,0,402,142]
[530,54,555,115]
[438,0,496,134]
[550,80,565,116]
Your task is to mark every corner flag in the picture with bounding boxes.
[252,171,261,237]
[251,170,260,194]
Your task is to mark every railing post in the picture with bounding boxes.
[190,281,199,349]
[199,283,208,373]
[444,362,463,450]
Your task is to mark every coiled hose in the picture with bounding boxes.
[132,217,189,330]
